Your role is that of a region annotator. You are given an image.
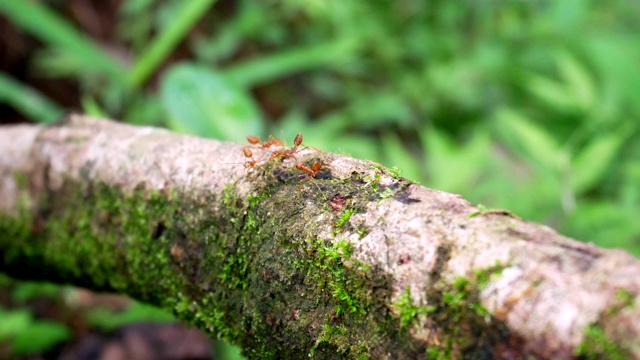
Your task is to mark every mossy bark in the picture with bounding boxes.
[2,115,640,359]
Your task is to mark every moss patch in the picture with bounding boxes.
[233,159,417,359]
[421,262,522,359]
[574,325,626,360]
[392,286,436,329]
[572,287,634,359]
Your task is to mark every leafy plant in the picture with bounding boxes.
[1,1,640,357]
[0,306,71,356]
[85,301,175,331]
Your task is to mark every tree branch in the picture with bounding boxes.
[1,114,638,359]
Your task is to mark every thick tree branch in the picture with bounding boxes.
[1,115,638,359]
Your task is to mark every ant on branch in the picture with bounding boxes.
[296,160,323,179]
[240,132,328,188]
[247,135,283,148]
[294,159,331,200]
[269,133,303,162]
[296,160,327,201]
[242,146,258,172]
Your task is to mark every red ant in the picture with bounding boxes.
[242,146,259,172]
[295,159,329,200]
[270,133,303,162]
[246,135,260,144]
[240,133,326,189]
[239,146,279,180]
[296,160,322,179]
[247,135,283,148]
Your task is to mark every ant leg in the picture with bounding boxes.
[295,161,327,200]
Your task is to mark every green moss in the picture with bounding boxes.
[303,238,362,316]
[377,187,395,202]
[439,275,492,322]
[2,176,252,347]
[334,208,356,229]
[309,323,349,357]
[615,288,634,306]
[426,347,447,360]
[0,212,32,261]
[571,288,635,359]
[0,174,33,265]
[388,166,402,179]
[574,325,626,360]
[392,286,436,329]
[422,263,512,358]
[473,261,505,289]
[217,191,268,291]
[356,225,369,239]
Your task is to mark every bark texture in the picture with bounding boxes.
[1,114,639,359]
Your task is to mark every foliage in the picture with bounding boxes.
[0,275,70,357]
[1,0,640,357]
[0,306,71,356]
[85,301,176,331]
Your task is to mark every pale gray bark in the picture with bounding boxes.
[1,114,638,359]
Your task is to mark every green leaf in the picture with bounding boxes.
[127,0,218,89]
[343,91,414,129]
[495,108,561,171]
[0,1,125,84]
[11,282,61,303]
[586,34,640,114]
[0,73,64,123]
[565,200,640,256]
[571,132,627,194]
[557,53,595,111]
[525,73,576,111]
[277,109,378,161]
[380,133,421,182]
[525,53,595,113]
[11,320,71,355]
[421,126,490,194]
[0,308,31,339]
[86,302,175,332]
[0,306,71,355]
[160,63,264,140]
[223,39,357,88]
[81,96,109,119]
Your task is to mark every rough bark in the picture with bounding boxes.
[0,114,638,359]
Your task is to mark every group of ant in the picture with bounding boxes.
[241,133,325,181]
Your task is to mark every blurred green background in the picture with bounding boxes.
[1,0,639,358]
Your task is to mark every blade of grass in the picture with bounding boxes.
[127,0,218,89]
[0,1,126,85]
[0,73,64,123]
[222,39,358,88]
